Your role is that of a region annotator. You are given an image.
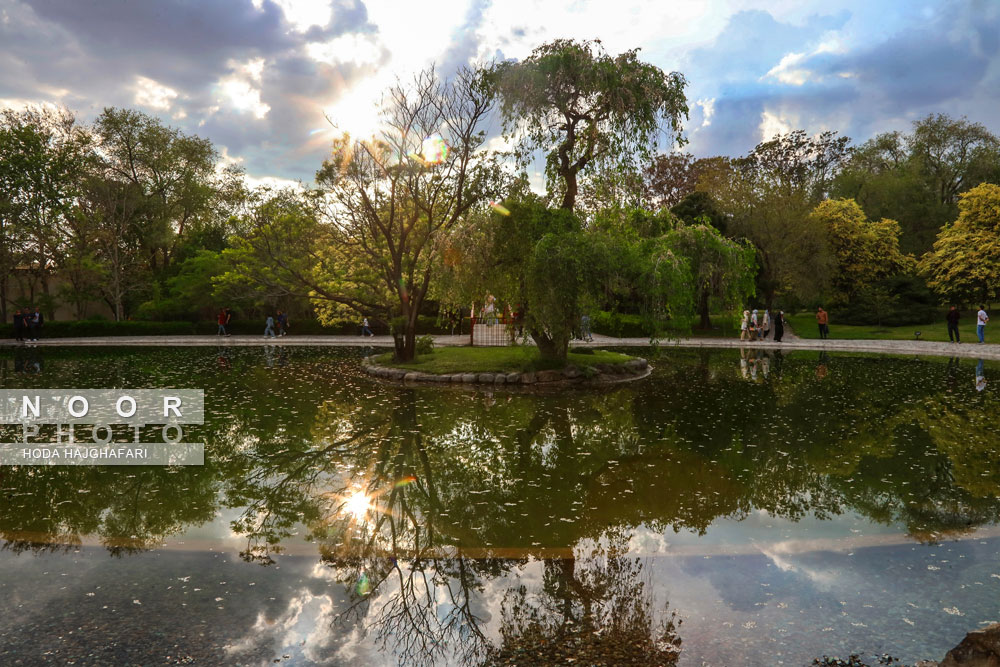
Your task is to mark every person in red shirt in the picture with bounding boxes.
[217,308,230,336]
[816,307,829,339]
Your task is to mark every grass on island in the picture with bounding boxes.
[785,313,969,342]
[374,345,635,375]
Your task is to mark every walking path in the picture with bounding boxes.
[5,332,1000,360]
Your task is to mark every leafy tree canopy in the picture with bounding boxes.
[808,198,914,302]
[488,39,688,211]
[920,182,1000,304]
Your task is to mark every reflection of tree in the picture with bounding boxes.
[319,392,493,667]
[486,529,681,666]
[4,346,1000,663]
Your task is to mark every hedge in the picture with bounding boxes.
[1,315,472,338]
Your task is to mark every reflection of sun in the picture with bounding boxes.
[342,490,373,519]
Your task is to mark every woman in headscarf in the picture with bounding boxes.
[740,310,750,341]
[773,310,785,342]
[750,309,759,341]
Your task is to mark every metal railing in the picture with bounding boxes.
[470,314,522,346]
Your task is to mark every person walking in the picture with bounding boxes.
[361,317,374,337]
[750,309,759,341]
[264,314,276,338]
[580,314,593,342]
[28,307,43,341]
[217,308,229,336]
[740,310,750,341]
[276,310,288,336]
[977,305,989,343]
[762,309,771,339]
[12,308,24,342]
[773,310,785,342]
[816,307,829,340]
[946,305,961,343]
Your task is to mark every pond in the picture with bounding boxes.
[0,345,998,666]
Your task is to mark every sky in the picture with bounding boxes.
[1,0,999,188]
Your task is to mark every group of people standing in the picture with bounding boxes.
[11,307,43,342]
[740,308,786,342]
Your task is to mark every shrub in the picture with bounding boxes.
[415,335,435,355]
[590,310,650,338]
[833,274,940,326]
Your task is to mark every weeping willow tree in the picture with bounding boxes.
[437,195,696,361]
[487,38,689,212]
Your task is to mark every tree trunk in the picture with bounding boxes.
[560,171,578,211]
[532,328,569,362]
[392,296,421,362]
[698,289,711,329]
[764,287,775,311]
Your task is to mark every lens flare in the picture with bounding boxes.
[356,573,371,596]
[420,134,448,164]
[489,201,510,216]
[394,475,417,488]
[342,490,372,519]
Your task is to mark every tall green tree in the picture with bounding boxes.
[920,183,1000,304]
[488,39,688,211]
[832,115,1000,254]
[93,108,218,273]
[807,198,913,301]
[700,131,851,307]
[0,106,90,319]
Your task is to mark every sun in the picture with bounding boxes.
[342,490,373,519]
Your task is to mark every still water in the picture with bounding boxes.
[0,345,998,666]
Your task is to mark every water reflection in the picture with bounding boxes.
[0,346,998,664]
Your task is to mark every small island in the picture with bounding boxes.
[363,346,649,385]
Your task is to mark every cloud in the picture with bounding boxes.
[681,1,1000,158]
[2,0,998,183]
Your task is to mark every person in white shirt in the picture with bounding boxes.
[977,305,989,344]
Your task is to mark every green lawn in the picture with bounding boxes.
[374,346,635,374]
[785,313,968,342]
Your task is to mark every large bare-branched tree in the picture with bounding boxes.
[312,66,498,360]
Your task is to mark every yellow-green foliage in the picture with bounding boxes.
[808,198,913,299]
[920,183,1000,302]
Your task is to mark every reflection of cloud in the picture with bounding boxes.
[225,587,341,664]
[759,545,837,590]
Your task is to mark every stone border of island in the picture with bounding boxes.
[361,356,650,385]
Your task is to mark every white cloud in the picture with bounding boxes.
[697,97,715,128]
[306,33,384,67]
[133,75,178,111]
[258,0,333,32]
[764,37,849,86]
[759,109,793,141]
[764,51,811,86]
[214,58,270,119]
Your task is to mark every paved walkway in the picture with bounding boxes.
[4,332,1000,360]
